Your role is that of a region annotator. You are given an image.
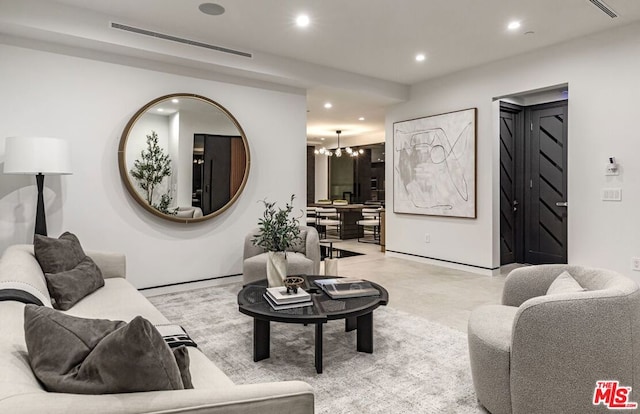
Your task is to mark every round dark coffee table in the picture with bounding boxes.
[237,275,388,373]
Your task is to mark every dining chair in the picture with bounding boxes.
[356,207,381,243]
[315,207,341,239]
[305,207,316,227]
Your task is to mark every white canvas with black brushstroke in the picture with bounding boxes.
[393,108,476,218]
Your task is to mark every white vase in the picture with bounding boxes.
[324,258,338,276]
[266,251,287,287]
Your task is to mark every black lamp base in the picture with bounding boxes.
[35,173,47,237]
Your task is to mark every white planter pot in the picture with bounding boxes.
[266,251,287,287]
[324,258,338,276]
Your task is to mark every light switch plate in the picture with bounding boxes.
[602,188,622,201]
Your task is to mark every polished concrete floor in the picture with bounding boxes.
[325,240,509,332]
[144,239,512,333]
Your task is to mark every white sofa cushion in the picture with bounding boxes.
[63,278,169,323]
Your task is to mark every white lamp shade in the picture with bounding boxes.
[3,137,72,175]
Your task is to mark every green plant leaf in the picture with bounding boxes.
[252,194,301,252]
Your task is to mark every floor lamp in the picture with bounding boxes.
[3,137,72,237]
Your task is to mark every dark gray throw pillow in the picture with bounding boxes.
[172,346,194,389]
[44,256,105,310]
[34,232,105,310]
[34,232,86,274]
[24,305,188,394]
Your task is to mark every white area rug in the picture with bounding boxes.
[149,283,483,414]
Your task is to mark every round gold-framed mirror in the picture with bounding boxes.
[118,93,250,223]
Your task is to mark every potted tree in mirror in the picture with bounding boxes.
[252,195,301,287]
[130,130,175,215]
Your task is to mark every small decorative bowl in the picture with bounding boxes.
[284,276,305,294]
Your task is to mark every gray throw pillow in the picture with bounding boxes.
[34,232,86,274]
[546,270,586,295]
[24,305,189,394]
[172,346,194,389]
[44,256,105,310]
[34,232,105,310]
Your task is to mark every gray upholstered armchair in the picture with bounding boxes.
[242,226,321,285]
[468,265,640,414]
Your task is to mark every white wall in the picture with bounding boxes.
[386,22,640,281]
[0,44,307,289]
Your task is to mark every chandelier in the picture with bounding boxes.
[315,130,364,157]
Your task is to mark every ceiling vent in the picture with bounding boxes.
[110,22,252,58]
[587,0,618,18]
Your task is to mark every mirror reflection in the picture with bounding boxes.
[119,94,250,222]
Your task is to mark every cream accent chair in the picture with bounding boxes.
[242,226,321,285]
[468,265,640,414]
[174,206,204,218]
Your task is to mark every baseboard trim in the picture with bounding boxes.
[139,273,242,291]
[385,250,500,276]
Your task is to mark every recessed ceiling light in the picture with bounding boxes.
[199,3,225,16]
[296,14,310,27]
[358,117,365,121]
[508,21,521,30]
[157,108,165,112]
[171,99,179,103]
[324,102,333,109]
[415,53,426,62]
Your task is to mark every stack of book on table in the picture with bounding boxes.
[264,286,313,310]
[314,278,380,299]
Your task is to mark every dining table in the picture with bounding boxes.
[308,203,367,240]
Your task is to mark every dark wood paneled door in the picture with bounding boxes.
[525,102,568,264]
[499,104,523,265]
[499,100,568,266]
[197,134,241,215]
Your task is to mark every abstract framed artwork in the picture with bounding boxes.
[393,108,477,218]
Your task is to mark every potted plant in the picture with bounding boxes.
[129,130,176,215]
[252,195,301,287]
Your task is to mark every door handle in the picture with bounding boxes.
[556,201,568,207]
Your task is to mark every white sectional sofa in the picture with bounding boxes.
[0,244,314,413]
